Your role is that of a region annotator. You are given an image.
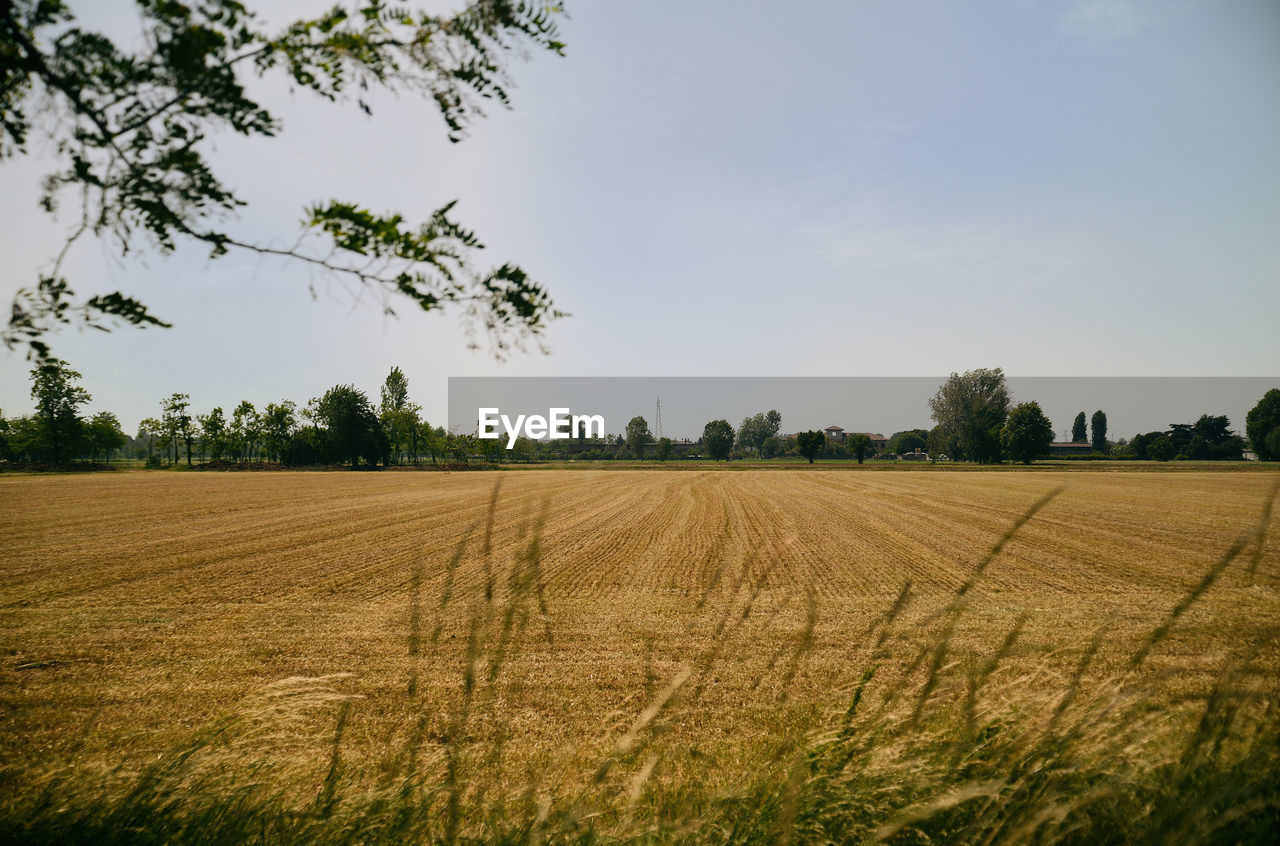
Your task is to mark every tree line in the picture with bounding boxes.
[4,363,1277,467]
[0,361,464,468]
[921,368,1270,464]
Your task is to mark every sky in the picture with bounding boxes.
[1,0,1278,435]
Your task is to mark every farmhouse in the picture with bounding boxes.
[859,433,889,452]
[1048,442,1094,457]
[818,427,889,454]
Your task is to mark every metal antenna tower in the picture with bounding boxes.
[655,396,663,440]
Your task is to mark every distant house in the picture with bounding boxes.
[900,449,929,462]
[820,427,887,454]
[1048,442,1093,457]
[853,433,889,453]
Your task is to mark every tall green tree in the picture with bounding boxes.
[162,393,194,465]
[655,436,672,462]
[29,358,90,462]
[418,420,443,465]
[888,429,929,455]
[1148,434,1175,462]
[1072,412,1087,443]
[1246,389,1280,461]
[928,368,1011,464]
[318,384,386,467]
[0,410,11,461]
[625,416,652,459]
[449,432,474,463]
[737,410,782,456]
[1090,410,1108,453]
[261,401,297,462]
[796,430,825,464]
[84,411,126,461]
[926,424,958,462]
[379,368,422,464]
[380,367,410,413]
[1002,401,1054,464]
[702,419,734,462]
[1187,414,1243,460]
[198,407,227,461]
[138,417,162,462]
[1,0,567,362]
[231,401,260,462]
[848,433,871,464]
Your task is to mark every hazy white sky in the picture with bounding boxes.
[2,0,1277,432]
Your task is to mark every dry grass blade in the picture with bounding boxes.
[872,781,1007,843]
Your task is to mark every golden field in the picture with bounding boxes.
[1,468,1278,842]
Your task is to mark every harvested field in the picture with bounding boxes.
[1,468,1278,842]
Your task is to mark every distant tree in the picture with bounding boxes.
[2,414,41,461]
[84,411,126,461]
[420,421,443,465]
[1072,412,1088,443]
[1090,410,1108,453]
[1002,401,1054,464]
[796,430,825,464]
[848,433,871,464]
[379,367,422,464]
[318,385,386,467]
[1267,429,1280,462]
[626,416,653,460]
[1246,389,1280,460]
[737,410,782,456]
[199,407,227,461]
[380,367,410,413]
[1148,434,1175,462]
[162,393,195,465]
[0,411,11,461]
[1165,423,1191,456]
[231,401,260,462]
[702,420,735,462]
[926,424,958,462]
[888,429,929,455]
[511,436,535,462]
[449,433,474,463]
[138,417,162,462]
[928,368,1010,463]
[761,435,782,459]
[1190,414,1243,460]
[261,401,297,462]
[159,396,180,464]
[655,436,672,462]
[30,358,90,462]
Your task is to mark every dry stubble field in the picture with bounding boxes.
[1,468,1278,840]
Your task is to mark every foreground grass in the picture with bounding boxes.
[2,475,1277,844]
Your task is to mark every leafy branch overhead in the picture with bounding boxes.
[0,0,567,361]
